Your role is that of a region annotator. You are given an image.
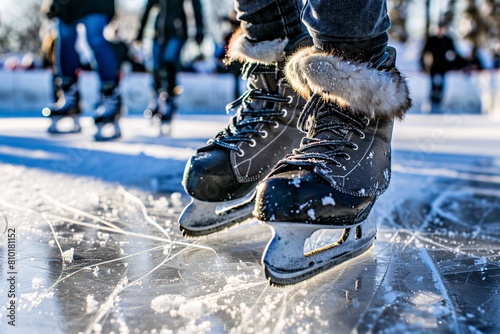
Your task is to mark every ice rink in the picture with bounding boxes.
[0,113,499,333]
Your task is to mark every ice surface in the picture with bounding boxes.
[0,114,499,333]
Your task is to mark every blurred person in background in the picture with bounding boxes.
[135,0,204,131]
[420,22,464,108]
[42,0,122,140]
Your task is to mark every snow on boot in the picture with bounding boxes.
[94,89,122,141]
[42,83,81,134]
[254,46,412,285]
[178,31,312,236]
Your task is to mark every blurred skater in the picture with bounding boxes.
[135,0,204,134]
[420,22,463,107]
[42,0,122,141]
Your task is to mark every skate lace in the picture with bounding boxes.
[210,63,292,153]
[277,94,368,169]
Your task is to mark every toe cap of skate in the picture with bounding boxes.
[182,150,255,202]
[254,170,375,226]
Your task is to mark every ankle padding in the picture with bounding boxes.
[285,47,412,120]
[226,28,288,65]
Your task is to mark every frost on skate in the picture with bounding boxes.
[262,212,377,285]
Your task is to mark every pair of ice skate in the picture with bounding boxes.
[179,32,411,285]
[143,90,177,136]
[42,82,122,141]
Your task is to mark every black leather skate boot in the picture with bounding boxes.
[144,90,174,120]
[42,79,82,133]
[94,84,122,141]
[94,85,122,124]
[255,46,412,285]
[43,84,81,117]
[143,90,163,119]
[255,46,412,226]
[179,31,312,235]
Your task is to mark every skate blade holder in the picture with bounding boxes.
[95,122,121,141]
[46,115,81,134]
[262,212,377,286]
[178,191,255,237]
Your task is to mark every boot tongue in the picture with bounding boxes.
[242,62,279,94]
[236,63,280,124]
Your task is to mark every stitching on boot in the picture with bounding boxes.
[285,47,412,120]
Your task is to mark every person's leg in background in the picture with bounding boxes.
[430,72,445,106]
[254,0,412,284]
[81,13,122,138]
[158,37,184,122]
[57,20,80,92]
[42,19,82,133]
[179,0,312,235]
[142,37,183,126]
[144,39,164,119]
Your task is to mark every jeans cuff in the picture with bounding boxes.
[313,33,389,63]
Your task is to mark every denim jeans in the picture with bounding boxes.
[152,38,184,71]
[234,0,389,60]
[234,0,304,42]
[57,14,118,88]
[151,37,185,93]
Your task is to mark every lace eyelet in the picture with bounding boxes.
[249,139,256,147]
[237,149,245,157]
[352,144,358,151]
[287,95,293,104]
[344,154,351,161]
[281,109,288,117]
[260,130,268,138]
[363,117,370,126]
[273,121,279,128]
[359,132,365,139]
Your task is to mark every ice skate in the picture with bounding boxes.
[158,97,177,136]
[143,90,165,121]
[179,32,312,236]
[42,84,82,134]
[94,90,122,141]
[254,46,412,285]
[144,91,176,136]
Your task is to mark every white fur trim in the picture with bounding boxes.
[285,48,411,120]
[227,29,288,65]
